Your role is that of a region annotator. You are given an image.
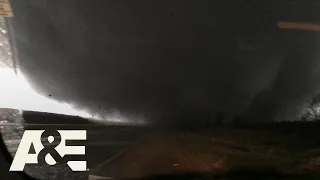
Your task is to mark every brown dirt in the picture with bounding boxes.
[90,130,320,179]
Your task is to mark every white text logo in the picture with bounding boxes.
[9,130,86,171]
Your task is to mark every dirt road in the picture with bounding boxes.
[89,130,320,179]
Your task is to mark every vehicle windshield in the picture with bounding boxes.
[1,1,320,180]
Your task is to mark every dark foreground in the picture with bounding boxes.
[2,110,320,180]
[0,110,153,180]
[89,127,320,180]
[23,124,151,180]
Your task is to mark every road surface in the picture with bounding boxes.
[0,109,150,180]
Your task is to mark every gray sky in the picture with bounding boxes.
[7,0,320,125]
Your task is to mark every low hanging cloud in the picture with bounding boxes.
[7,0,320,125]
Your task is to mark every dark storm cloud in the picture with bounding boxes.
[7,0,320,124]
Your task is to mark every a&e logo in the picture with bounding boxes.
[9,130,86,171]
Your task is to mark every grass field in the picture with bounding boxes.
[91,125,320,179]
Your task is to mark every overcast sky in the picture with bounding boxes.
[7,0,320,125]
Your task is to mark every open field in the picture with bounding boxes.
[90,125,320,179]
[2,110,320,179]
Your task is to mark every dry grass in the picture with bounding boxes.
[188,128,320,175]
[91,128,320,179]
